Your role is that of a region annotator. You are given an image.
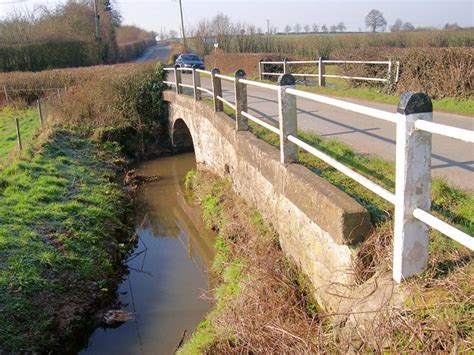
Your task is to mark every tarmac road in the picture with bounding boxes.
[134,42,171,63]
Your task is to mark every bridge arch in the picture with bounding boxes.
[171,117,194,152]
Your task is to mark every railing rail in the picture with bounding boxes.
[258,58,400,85]
[163,68,473,283]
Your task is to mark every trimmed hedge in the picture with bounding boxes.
[0,41,100,72]
[332,47,474,99]
[117,38,157,63]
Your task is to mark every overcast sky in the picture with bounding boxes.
[1,0,472,34]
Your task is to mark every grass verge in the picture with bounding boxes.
[0,106,40,162]
[180,170,327,353]
[0,130,131,352]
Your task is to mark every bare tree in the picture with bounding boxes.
[168,29,178,38]
[365,9,387,32]
[284,24,291,34]
[312,23,319,32]
[321,24,328,33]
[390,18,403,32]
[247,24,256,35]
[444,22,461,30]
[304,24,311,33]
[402,22,415,31]
[294,23,301,33]
[336,22,346,32]
[329,24,337,32]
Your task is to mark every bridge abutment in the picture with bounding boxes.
[164,91,383,312]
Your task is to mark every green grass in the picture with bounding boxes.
[0,107,41,162]
[0,130,128,351]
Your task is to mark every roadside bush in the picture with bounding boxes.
[204,46,473,99]
[0,62,169,156]
[55,63,169,156]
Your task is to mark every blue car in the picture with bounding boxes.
[175,54,205,70]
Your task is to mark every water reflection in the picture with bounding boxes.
[81,153,215,355]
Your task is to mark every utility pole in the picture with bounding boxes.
[267,19,270,35]
[93,0,100,41]
[178,0,187,52]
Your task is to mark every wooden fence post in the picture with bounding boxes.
[4,86,9,103]
[15,118,22,151]
[211,68,223,112]
[192,67,201,101]
[318,57,326,87]
[278,74,298,163]
[37,99,44,127]
[234,69,248,131]
[393,92,433,283]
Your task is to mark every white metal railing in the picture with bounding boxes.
[259,58,400,85]
[163,67,474,284]
[215,73,235,82]
[216,95,236,110]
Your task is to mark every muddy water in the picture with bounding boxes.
[81,153,215,355]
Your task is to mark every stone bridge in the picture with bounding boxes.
[164,91,377,311]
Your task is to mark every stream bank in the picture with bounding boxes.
[81,153,216,354]
[180,170,324,354]
[0,130,132,352]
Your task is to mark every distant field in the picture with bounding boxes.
[197,29,474,57]
[0,107,40,161]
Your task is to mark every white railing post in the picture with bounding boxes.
[211,68,223,112]
[318,57,326,87]
[234,69,248,131]
[192,67,201,101]
[174,66,183,94]
[259,60,264,80]
[395,61,400,83]
[278,74,298,163]
[388,59,392,82]
[393,92,433,283]
[283,58,289,75]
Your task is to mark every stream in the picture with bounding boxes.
[81,153,215,354]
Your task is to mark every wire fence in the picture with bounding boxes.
[0,88,64,164]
